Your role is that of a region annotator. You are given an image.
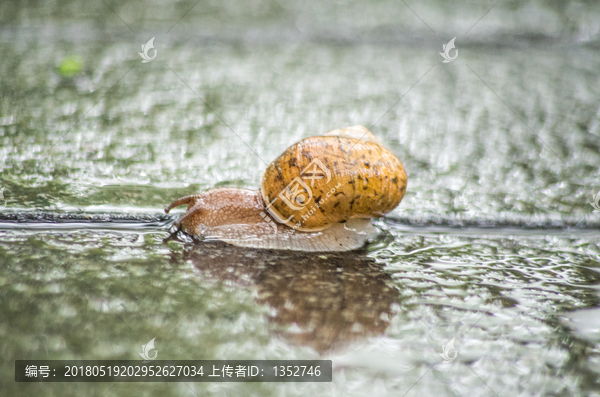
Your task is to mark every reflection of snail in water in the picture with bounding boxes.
[166,126,407,252]
[181,241,398,353]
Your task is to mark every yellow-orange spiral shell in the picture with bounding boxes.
[261,126,407,231]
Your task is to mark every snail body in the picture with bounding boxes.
[166,126,407,252]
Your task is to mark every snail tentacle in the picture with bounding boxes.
[164,194,202,214]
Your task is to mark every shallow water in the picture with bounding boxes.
[1,0,600,396]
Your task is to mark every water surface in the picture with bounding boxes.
[1,0,600,396]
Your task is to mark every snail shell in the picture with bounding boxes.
[165,126,407,252]
[261,126,407,231]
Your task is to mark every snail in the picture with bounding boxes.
[165,125,407,252]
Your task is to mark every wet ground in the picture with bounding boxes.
[1,0,600,396]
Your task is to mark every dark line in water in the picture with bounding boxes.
[0,212,598,236]
[385,215,600,231]
[0,212,175,232]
